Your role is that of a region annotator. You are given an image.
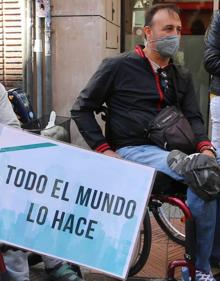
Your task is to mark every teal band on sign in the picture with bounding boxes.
[0,142,57,153]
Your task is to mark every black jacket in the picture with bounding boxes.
[204,10,220,94]
[71,46,210,152]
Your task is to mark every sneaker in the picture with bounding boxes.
[167,150,188,175]
[167,150,201,176]
[167,150,218,177]
[196,270,216,281]
[46,262,84,281]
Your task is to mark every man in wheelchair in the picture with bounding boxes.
[71,3,220,281]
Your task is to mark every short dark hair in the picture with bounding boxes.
[144,3,180,26]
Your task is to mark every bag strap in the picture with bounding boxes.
[157,65,181,109]
[135,45,182,109]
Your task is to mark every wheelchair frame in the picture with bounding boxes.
[129,189,196,281]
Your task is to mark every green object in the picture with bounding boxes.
[46,263,82,281]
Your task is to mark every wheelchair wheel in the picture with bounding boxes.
[151,200,186,246]
[128,209,152,277]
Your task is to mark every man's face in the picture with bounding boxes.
[144,9,182,45]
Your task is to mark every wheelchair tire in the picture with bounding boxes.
[128,209,152,277]
[152,201,185,246]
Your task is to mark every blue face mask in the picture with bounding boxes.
[149,35,180,58]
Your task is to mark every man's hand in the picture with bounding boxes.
[201,149,216,158]
[103,149,121,159]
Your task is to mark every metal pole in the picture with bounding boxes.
[26,0,33,101]
[44,0,52,115]
[213,0,219,11]
[2,1,6,86]
[21,0,27,92]
[34,0,43,117]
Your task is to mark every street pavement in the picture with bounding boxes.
[29,263,166,281]
[30,263,220,281]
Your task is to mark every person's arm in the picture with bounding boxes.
[0,83,20,128]
[71,56,120,154]
[204,10,220,76]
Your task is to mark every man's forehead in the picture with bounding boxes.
[151,9,181,25]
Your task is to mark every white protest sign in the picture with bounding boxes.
[0,124,155,279]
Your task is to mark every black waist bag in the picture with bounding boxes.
[146,106,196,154]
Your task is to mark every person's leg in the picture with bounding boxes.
[210,195,220,265]
[4,249,83,281]
[117,145,183,181]
[210,95,220,149]
[117,145,217,275]
[187,188,217,273]
[3,249,29,281]
[42,255,83,281]
[210,148,220,265]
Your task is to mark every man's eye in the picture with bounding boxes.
[165,27,173,31]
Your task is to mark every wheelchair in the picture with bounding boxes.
[0,254,7,280]
[128,172,196,281]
